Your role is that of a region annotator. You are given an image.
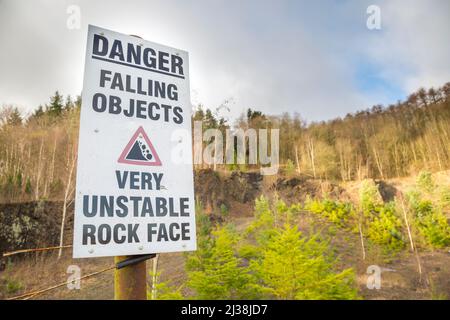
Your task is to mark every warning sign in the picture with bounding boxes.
[73,25,196,258]
[118,126,162,166]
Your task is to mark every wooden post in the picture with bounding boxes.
[114,256,147,300]
[151,254,160,300]
[112,33,149,301]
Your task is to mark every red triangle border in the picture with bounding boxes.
[118,126,162,166]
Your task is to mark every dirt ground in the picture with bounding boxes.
[1,213,449,300]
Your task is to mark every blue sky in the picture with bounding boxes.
[355,60,406,105]
[0,0,449,122]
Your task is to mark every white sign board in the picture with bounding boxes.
[73,25,196,258]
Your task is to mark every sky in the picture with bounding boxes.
[0,0,449,123]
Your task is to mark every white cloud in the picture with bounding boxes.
[364,0,450,92]
[0,0,448,122]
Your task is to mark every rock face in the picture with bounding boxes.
[271,176,348,204]
[194,169,263,213]
[0,201,62,259]
[0,170,265,258]
[0,169,347,260]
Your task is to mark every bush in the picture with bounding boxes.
[406,189,450,248]
[365,203,404,252]
[359,180,383,212]
[220,203,229,218]
[186,197,359,300]
[359,181,404,252]
[410,199,450,248]
[304,198,355,227]
[285,159,296,176]
[147,271,184,300]
[249,224,358,299]
[418,211,450,248]
[185,202,213,272]
[1,278,23,295]
[186,225,254,299]
[416,171,435,193]
[245,196,277,244]
[439,186,450,208]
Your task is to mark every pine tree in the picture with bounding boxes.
[64,95,74,111]
[186,225,253,299]
[48,91,64,117]
[74,95,82,109]
[204,109,218,129]
[6,107,22,126]
[250,224,358,299]
[33,105,45,118]
[147,270,184,300]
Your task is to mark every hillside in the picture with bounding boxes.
[1,83,450,300]
[1,169,449,299]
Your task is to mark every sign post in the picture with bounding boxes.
[73,25,196,299]
[114,256,147,300]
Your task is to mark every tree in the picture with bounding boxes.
[204,109,218,129]
[74,95,82,109]
[47,91,64,117]
[247,108,264,122]
[33,105,45,118]
[417,88,428,107]
[64,95,74,111]
[250,225,358,299]
[186,225,253,299]
[6,107,22,126]
[428,88,439,105]
[0,105,22,127]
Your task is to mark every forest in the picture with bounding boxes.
[1,83,448,203]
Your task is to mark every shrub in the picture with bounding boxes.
[359,180,383,212]
[359,181,404,252]
[147,271,184,300]
[439,186,450,208]
[187,197,360,300]
[406,190,450,248]
[249,224,358,299]
[186,225,254,299]
[304,198,355,227]
[418,210,450,248]
[220,203,229,218]
[365,203,404,252]
[416,171,435,193]
[5,278,22,295]
[245,196,277,244]
[285,159,296,176]
[274,198,298,224]
[410,199,450,248]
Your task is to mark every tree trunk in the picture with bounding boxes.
[294,145,300,174]
[372,146,384,179]
[58,154,76,259]
[308,139,316,179]
[35,138,44,201]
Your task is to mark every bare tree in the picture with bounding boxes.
[58,150,77,259]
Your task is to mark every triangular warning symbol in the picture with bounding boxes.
[118,126,162,166]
